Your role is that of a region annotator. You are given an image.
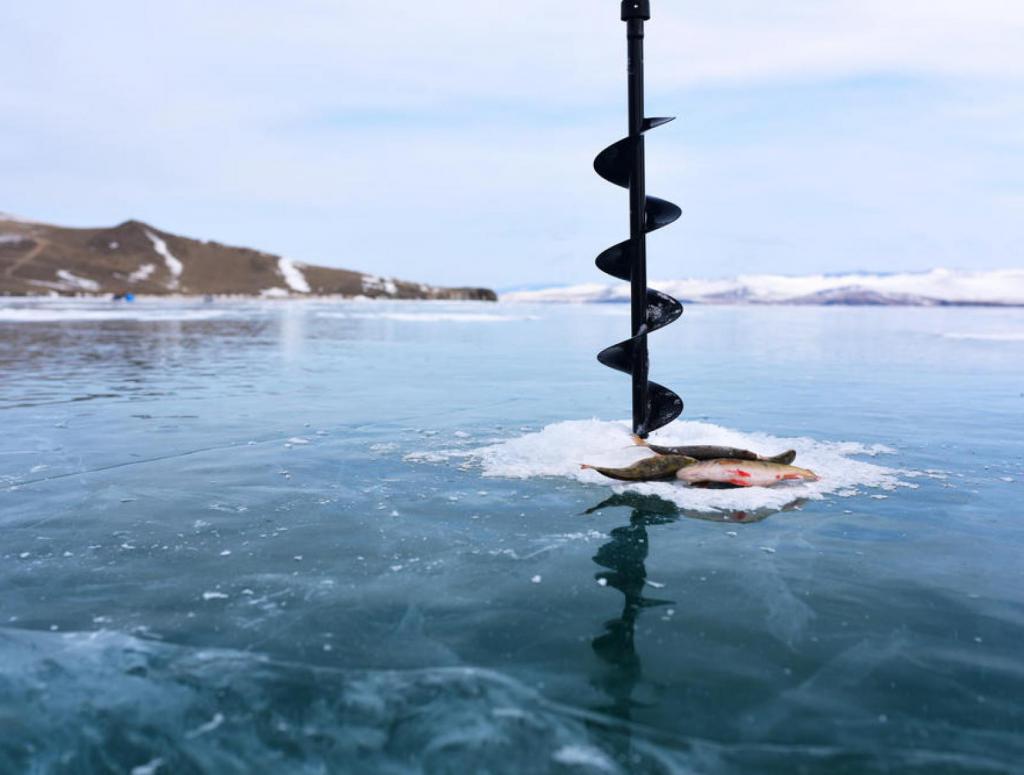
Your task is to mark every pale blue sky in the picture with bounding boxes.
[1,1,1021,289]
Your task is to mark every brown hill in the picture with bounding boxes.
[0,215,495,300]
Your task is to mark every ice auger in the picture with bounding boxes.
[595,0,682,438]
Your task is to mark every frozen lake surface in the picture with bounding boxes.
[1,297,1022,774]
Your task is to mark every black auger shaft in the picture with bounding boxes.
[595,0,684,438]
[625,7,649,437]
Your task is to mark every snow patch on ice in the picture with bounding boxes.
[0,305,228,323]
[186,712,224,738]
[278,257,310,293]
[320,311,535,323]
[552,744,617,772]
[130,758,164,775]
[944,331,1024,342]
[144,230,183,284]
[56,270,100,292]
[422,419,906,513]
[404,448,473,464]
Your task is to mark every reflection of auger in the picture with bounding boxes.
[595,0,682,438]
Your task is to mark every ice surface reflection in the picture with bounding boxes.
[1,300,1023,773]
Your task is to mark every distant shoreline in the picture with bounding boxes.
[500,268,1024,307]
[0,293,497,302]
[3,293,1021,308]
[499,297,1024,308]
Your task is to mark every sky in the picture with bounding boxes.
[1,0,1022,290]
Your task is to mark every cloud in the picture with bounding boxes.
[0,1,1021,286]
[652,0,1024,85]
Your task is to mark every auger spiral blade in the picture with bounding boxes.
[595,0,684,438]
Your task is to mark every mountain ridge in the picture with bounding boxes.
[0,215,495,300]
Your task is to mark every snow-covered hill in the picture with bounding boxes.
[0,214,495,300]
[501,269,1024,306]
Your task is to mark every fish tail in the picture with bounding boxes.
[632,435,649,448]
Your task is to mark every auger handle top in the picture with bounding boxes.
[621,0,651,21]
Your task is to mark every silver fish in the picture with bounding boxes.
[675,459,819,487]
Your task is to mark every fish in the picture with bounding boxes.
[675,459,819,487]
[581,454,697,481]
[633,435,797,465]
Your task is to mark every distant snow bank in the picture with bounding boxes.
[502,269,1024,306]
[434,419,909,513]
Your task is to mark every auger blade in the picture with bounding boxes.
[646,289,682,331]
[597,340,634,374]
[594,137,632,188]
[594,1,683,438]
[647,381,683,433]
[595,240,632,282]
[642,117,675,131]
[645,196,681,232]
[595,121,674,188]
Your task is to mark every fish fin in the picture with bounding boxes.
[765,450,797,465]
[780,468,818,482]
[580,464,592,470]
[790,466,819,481]
[632,435,649,448]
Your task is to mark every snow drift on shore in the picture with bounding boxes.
[502,268,1024,306]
